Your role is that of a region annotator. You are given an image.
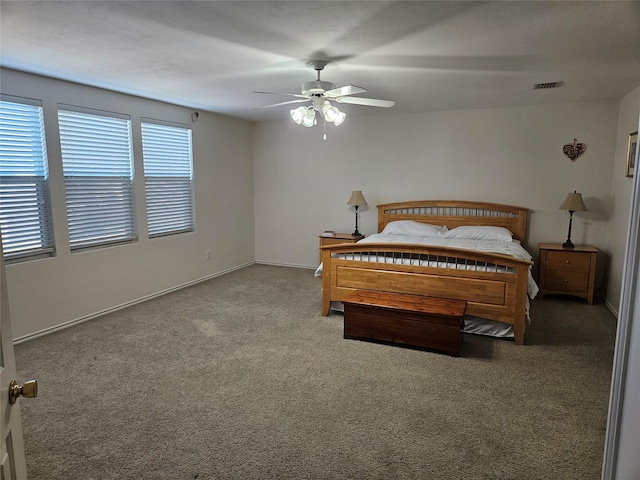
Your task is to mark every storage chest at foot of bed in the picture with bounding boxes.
[343,291,467,356]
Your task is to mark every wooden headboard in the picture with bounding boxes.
[377,200,529,242]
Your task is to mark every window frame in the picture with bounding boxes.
[141,119,195,239]
[0,95,55,262]
[58,105,137,252]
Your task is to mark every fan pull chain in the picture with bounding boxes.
[323,117,327,140]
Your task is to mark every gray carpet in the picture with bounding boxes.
[15,264,616,479]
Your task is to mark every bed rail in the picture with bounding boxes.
[320,243,532,271]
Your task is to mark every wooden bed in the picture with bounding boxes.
[320,200,533,345]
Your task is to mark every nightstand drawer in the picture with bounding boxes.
[545,251,591,272]
[543,270,589,292]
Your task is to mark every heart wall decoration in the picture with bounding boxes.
[563,138,586,161]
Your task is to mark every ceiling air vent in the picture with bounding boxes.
[533,81,563,90]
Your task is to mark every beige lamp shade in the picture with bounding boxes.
[559,191,587,212]
[347,191,367,207]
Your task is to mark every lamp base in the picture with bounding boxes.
[352,230,361,237]
[352,205,361,238]
[563,213,575,248]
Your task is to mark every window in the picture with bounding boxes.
[58,108,135,250]
[141,121,194,237]
[0,99,54,260]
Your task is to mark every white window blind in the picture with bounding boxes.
[0,99,54,260]
[58,108,135,250]
[141,122,194,237]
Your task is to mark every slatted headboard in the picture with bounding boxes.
[377,200,529,242]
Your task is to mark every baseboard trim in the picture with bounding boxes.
[603,298,619,318]
[13,261,255,345]
[255,260,317,270]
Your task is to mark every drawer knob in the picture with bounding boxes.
[564,279,568,282]
[565,260,570,264]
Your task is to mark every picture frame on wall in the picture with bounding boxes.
[626,131,638,178]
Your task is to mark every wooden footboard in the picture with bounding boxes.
[320,243,532,345]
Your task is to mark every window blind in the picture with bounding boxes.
[0,100,54,260]
[58,109,135,250]
[141,122,194,237]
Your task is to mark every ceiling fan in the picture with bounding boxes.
[253,60,395,134]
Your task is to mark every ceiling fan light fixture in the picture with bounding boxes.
[301,108,316,128]
[322,102,341,123]
[257,60,394,134]
[290,106,306,124]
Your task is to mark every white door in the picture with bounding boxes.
[0,248,28,479]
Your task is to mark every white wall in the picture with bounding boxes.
[605,86,640,314]
[603,111,640,479]
[253,101,619,287]
[1,69,255,339]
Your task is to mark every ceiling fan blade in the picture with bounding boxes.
[335,97,396,108]
[324,85,367,98]
[253,91,308,99]
[253,99,310,110]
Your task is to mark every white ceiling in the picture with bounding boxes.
[1,1,639,122]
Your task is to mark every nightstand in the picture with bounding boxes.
[319,233,365,263]
[319,233,364,248]
[538,243,598,304]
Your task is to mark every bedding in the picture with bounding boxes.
[443,225,513,242]
[380,220,448,237]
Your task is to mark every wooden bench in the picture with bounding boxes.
[343,290,467,356]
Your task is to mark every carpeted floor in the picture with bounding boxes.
[15,264,617,479]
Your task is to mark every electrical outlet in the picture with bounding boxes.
[205,250,211,260]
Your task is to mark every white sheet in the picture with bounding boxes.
[359,233,532,262]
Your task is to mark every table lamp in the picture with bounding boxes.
[559,191,587,248]
[347,191,367,236]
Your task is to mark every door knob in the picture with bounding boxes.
[8,379,38,404]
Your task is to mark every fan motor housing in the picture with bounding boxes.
[302,80,335,96]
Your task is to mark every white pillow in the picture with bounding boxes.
[444,225,513,242]
[381,220,448,238]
